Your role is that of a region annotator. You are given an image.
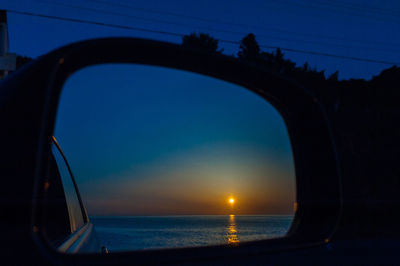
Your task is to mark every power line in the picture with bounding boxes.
[80,0,400,48]
[267,0,400,24]
[84,0,226,25]
[6,9,183,37]
[326,0,400,13]
[36,1,225,34]
[5,9,400,65]
[35,0,400,53]
[296,0,400,18]
[314,0,400,18]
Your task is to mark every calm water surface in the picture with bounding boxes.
[91,215,293,251]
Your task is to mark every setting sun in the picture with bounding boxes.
[229,198,235,204]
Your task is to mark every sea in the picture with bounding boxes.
[91,215,294,251]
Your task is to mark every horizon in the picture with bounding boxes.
[89,214,295,217]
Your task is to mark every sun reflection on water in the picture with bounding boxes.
[227,214,239,244]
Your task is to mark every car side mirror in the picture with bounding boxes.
[0,38,340,263]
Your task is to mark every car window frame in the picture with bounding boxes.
[51,136,89,227]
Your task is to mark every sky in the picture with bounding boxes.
[2,0,400,80]
[54,64,295,215]
[3,0,399,215]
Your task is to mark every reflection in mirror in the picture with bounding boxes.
[50,64,295,252]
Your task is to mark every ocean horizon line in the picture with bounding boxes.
[90,214,295,218]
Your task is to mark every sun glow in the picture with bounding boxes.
[228,197,235,204]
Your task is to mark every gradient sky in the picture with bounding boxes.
[54,64,295,215]
[4,0,398,215]
[2,0,400,80]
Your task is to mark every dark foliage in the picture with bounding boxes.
[182,33,223,54]
[181,31,400,119]
[237,33,261,62]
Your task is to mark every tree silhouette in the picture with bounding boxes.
[238,33,262,62]
[182,33,223,54]
[275,48,284,63]
[328,71,339,82]
[273,48,285,73]
[303,62,310,72]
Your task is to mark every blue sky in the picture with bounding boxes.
[3,0,398,214]
[54,64,295,215]
[3,0,400,79]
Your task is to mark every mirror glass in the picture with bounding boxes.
[50,63,295,252]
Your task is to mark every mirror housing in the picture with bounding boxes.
[0,38,340,264]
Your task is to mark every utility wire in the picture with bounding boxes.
[267,0,400,24]
[81,0,400,48]
[35,0,400,53]
[309,0,400,18]
[6,9,183,37]
[324,0,400,14]
[6,9,400,65]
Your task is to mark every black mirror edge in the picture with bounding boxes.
[0,37,341,265]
